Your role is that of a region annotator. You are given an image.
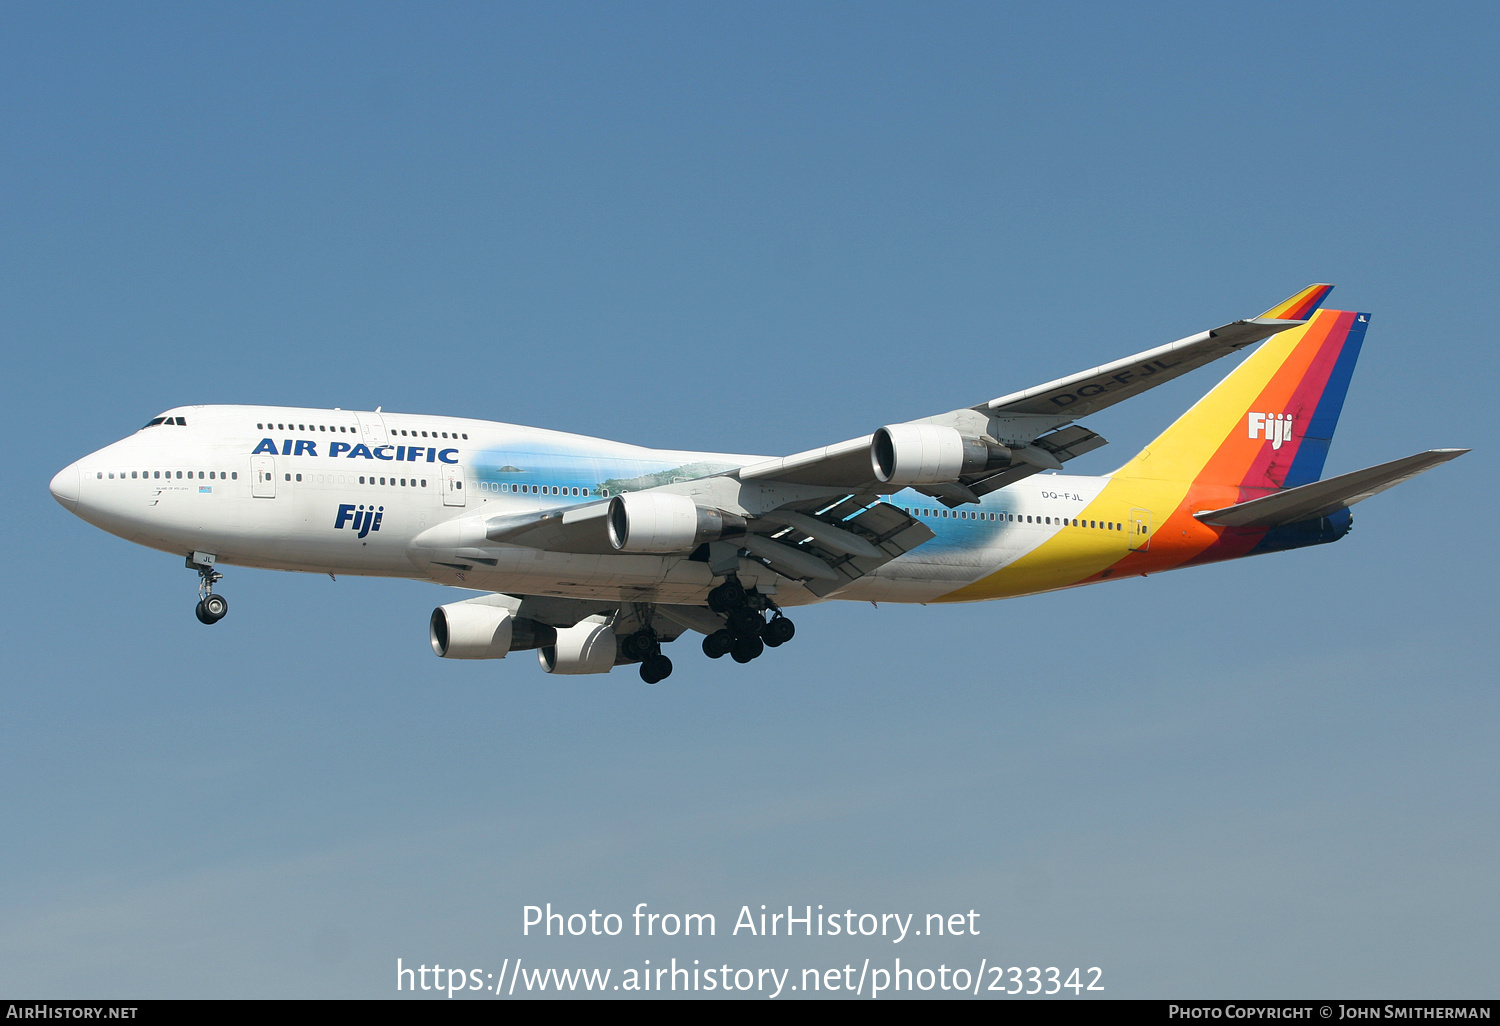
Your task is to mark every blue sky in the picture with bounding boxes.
[2,2,1496,998]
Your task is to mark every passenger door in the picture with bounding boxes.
[356,411,388,446]
[442,465,466,507]
[1128,508,1152,551]
[251,456,277,498]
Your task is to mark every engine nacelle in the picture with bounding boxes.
[871,424,1008,485]
[871,424,965,485]
[607,492,747,553]
[430,602,514,659]
[538,621,618,675]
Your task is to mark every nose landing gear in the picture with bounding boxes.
[188,555,228,625]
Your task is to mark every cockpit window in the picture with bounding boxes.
[141,416,187,429]
[142,417,166,428]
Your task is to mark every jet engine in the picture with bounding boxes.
[430,601,556,659]
[538,621,618,674]
[870,424,1009,485]
[430,601,513,659]
[607,492,747,553]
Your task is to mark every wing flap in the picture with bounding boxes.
[1194,449,1469,527]
[920,425,1109,506]
[791,501,935,598]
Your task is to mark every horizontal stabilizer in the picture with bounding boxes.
[1194,449,1469,527]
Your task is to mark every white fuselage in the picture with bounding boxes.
[51,404,1118,607]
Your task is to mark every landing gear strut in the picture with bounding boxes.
[189,555,228,625]
[704,574,794,665]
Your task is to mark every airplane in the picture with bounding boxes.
[48,284,1467,684]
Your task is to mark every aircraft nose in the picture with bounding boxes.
[50,462,80,511]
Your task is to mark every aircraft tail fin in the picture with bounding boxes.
[1113,306,1369,494]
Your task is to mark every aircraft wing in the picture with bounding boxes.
[1194,449,1469,528]
[737,284,1336,505]
[412,487,934,596]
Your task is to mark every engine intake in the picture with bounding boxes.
[430,602,556,659]
[607,492,746,553]
[430,602,514,659]
[871,424,1009,485]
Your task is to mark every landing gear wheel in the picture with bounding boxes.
[202,594,228,621]
[762,616,794,647]
[728,608,764,637]
[195,594,228,624]
[621,630,660,661]
[640,654,673,684]
[702,629,734,659]
[708,576,746,614]
[190,557,227,624]
[730,636,764,663]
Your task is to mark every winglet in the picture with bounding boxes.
[1258,283,1335,321]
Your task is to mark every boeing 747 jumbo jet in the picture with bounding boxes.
[50,285,1466,683]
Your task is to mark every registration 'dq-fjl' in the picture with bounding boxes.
[50,285,1466,683]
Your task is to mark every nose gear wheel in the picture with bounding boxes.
[188,557,227,624]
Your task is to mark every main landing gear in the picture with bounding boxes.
[592,575,800,685]
[702,574,795,665]
[621,627,673,684]
[188,555,228,625]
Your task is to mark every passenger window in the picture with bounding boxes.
[257,422,263,429]
[421,479,427,487]
[231,472,237,480]
[296,474,302,482]
[462,433,468,439]
[359,476,365,484]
